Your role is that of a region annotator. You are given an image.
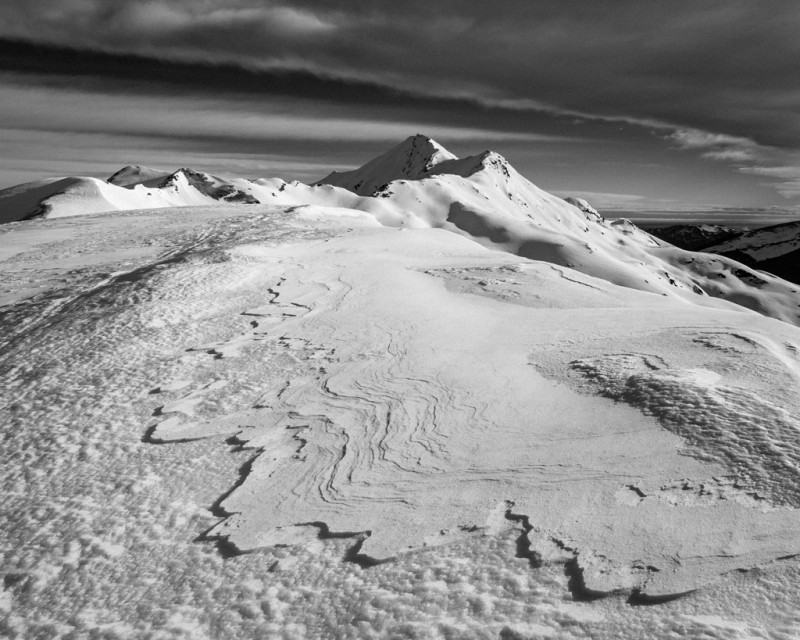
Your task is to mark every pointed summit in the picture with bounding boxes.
[425,150,516,181]
[158,168,259,203]
[316,134,458,195]
[107,165,170,187]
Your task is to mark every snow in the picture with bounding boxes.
[564,196,601,219]
[3,135,799,324]
[316,134,458,195]
[107,165,171,187]
[2,138,800,638]
[707,218,800,261]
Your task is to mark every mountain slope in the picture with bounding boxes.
[310,136,800,325]
[107,165,171,187]
[0,176,164,223]
[704,219,800,284]
[315,133,458,195]
[2,135,800,326]
[649,224,741,251]
[4,148,800,636]
[0,168,261,222]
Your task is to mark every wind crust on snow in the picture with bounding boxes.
[139,215,800,598]
[5,171,800,631]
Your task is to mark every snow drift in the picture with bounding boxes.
[4,138,800,636]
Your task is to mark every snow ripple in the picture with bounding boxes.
[571,354,800,506]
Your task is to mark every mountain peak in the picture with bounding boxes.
[422,149,514,182]
[157,168,259,204]
[316,134,458,195]
[399,134,454,167]
[107,165,169,187]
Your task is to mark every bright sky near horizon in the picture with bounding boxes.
[1,1,800,215]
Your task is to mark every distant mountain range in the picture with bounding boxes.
[648,224,741,251]
[3,134,800,324]
[651,221,800,285]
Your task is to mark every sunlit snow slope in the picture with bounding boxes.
[2,135,800,326]
[3,138,800,638]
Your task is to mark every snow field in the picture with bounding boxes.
[3,136,800,637]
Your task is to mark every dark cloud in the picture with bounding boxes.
[0,37,644,144]
[2,1,797,146]
[1,1,799,206]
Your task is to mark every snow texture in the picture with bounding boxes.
[2,137,800,638]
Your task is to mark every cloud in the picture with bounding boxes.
[1,3,800,207]
[668,128,760,163]
[1,1,798,151]
[667,127,800,200]
[551,190,649,210]
[0,126,355,186]
[701,149,757,163]
[668,130,755,151]
[740,165,800,199]
[0,78,582,146]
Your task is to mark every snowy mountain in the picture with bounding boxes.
[2,135,800,327]
[306,137,800,326]
[649,224,741,251]
[563,196,601,219]
[704,218,800,285]
[106,165,171,187]
[648,220,800,285]
[4,135,800,637]
[315,133,459,194]
[0,167,260,223]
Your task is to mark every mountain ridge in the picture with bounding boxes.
[3,135,800,326]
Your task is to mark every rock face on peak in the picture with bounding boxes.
[425,150,513,181]
[564,197,601,220]
[107,165,170,187]
[316,134,458,195]
[157,168,260,204]
[3,135,800,325]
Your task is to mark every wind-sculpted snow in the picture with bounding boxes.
[4,204,800,637]
[570,354,800,507]
[142,221,800,599]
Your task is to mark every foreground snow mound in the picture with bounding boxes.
[133,211,800,598]
[4,204,800,636]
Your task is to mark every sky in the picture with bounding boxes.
[1,1,800,217]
